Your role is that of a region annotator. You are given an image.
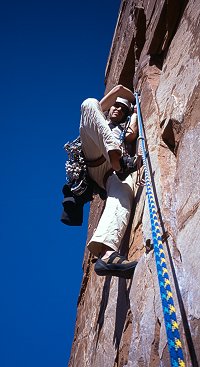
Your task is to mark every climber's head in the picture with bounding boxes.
[109,97,132,124]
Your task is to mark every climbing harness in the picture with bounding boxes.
[135,92,185,367]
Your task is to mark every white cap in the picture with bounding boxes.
[116,97,132,113]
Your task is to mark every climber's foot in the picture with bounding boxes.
[94,251,137,279]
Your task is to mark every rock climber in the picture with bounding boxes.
[80,84,139,279]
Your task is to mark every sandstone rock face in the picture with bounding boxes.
[68,1,200,366]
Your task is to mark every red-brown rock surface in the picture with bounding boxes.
[69,1,200,366]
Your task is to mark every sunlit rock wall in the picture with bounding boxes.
[68,1,200,366]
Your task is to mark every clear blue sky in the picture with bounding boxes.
[0,1,121,366]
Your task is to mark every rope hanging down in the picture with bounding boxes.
[134,92,185,367]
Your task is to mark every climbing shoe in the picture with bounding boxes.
[119,154,137,174]
[94,251,137,279]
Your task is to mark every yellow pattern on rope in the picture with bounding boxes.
[169,305,176,314]
[161,257,166,264]
[175,338,183,349]
[162,268,168,275]
[178,358,185,367]
[172,321,179,331]
[167,291,173,300]
[164,279,170,287]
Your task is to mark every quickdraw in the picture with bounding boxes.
[135,92,185,367]
[64,136,89,196]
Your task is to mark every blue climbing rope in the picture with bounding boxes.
[134,92,185,367]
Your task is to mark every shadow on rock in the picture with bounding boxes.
[113,277,133,349]
[96,275,112,346]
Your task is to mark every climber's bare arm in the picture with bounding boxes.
[100,85,135,112]
[125,113,138,143]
